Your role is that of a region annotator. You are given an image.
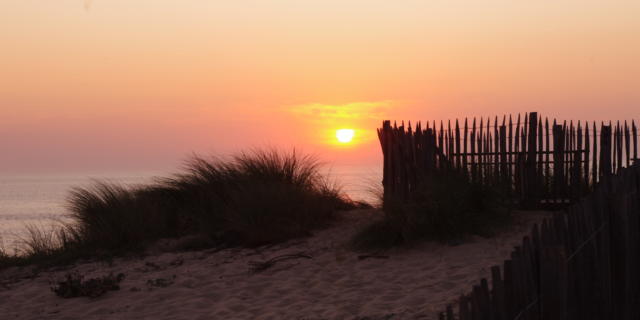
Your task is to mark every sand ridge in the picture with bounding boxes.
[0,209,549,320]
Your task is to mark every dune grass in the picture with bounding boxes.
[1,149,357,269]
[352,171,510,249]
[160,150,353,246]
[0,224,89,268]
[66,183,182,250]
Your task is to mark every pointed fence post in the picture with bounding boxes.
[601,125,612,178]
[526,112,539,207]
[540,246,568,319]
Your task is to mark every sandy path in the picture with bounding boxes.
[0,209,549,320]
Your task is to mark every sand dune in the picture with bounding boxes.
[0,209,549,320]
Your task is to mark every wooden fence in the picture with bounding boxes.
[438,163,640,320]
[378,112,639,207]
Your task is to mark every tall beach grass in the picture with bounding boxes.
[1,149,357,268]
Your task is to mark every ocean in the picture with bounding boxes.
[0,165,381,251]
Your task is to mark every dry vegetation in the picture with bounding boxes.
[0,149,359,269]
[352,171,510,249]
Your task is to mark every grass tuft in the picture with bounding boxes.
[67,183,180,250]
[161,149,355,246]
[352,171,510,249]
[1,149,357,269]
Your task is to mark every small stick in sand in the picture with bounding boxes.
[357,254,390,260]
[357,249,390,260]
[248,252,312,273]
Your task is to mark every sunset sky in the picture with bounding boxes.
[1,1,639,173]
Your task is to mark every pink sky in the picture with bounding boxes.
[1,1,639,173]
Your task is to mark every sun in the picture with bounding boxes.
[336,129,355,143]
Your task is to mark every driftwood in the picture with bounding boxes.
[248,252,312,273]
[358,250,390,260]
[357,254,390,260]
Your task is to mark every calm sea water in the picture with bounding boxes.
[0,166,381,250]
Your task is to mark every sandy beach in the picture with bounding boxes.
[0,209,549,320]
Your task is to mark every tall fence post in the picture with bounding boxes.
[378,120,392,208]
[600,125,612,178]
[540,246,568,319]
[525,112,539,207]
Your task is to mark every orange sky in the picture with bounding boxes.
[1,1,639,173]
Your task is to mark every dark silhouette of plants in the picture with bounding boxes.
[353,170,509,249]
[51,272,125,298]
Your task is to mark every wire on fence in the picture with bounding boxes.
[566,222,607,262]
[512,297,540,320]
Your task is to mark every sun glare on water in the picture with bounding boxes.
[336,129,355,143]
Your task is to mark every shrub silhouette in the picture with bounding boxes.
[63,149,354,252]
[353,170,509,249]
[1,149,358,268]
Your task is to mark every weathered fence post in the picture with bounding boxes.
[600,125,612,178]
[500,125,508,189]
[491,265,506,320]
[552,124,565,203]
[379,121,391,205]
[525,112,539,207]
[540,246,568,319]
